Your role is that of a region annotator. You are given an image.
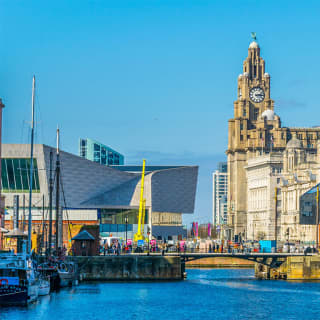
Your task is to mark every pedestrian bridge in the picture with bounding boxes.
[162,252,317,268]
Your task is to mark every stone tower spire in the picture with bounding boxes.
[227,35,278,240]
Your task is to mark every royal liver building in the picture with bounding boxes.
[227,35,320,242]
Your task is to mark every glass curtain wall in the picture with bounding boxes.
[1,158,40,192]
[100,208,148,225]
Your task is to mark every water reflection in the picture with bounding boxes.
[2,269,320,320]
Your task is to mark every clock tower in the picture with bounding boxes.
[226,35,320,241]
[234,38,274,124]
[227,35,282,240]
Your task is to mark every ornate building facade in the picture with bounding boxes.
[227,37,320,241]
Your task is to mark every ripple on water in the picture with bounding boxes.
[2,269,320,320]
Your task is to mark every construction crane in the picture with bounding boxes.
[134,159,146,242]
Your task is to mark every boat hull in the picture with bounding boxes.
[0,285,28,306]
[58,272,75,287]
[38,280,50,296]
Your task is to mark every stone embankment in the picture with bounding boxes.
[255,255,320,280]
[67,255,182,281]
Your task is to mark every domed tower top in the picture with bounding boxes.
[242,32,264,80]
[248,32,260,53]
[286,133,303,149]
[249,41,259,49]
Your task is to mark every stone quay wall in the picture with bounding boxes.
[67,255,182,281]
[255,255,320,280]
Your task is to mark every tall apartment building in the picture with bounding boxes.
[79,138,124,166]
[212,162,228,226]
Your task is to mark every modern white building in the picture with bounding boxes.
[212,162,228,226]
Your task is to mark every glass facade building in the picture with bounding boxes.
[212,161,228,226]
[1,158,40,193]
[79,138,124,166]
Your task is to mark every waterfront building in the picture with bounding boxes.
[245,137,319,242]
[246,153,282,241]
[79,138,124,165]
[227,36,320,240]
[212,162,228,226]
[279,138,319,242]
[1,144,197,245]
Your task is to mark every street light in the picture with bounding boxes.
[147,225,151,253]
[125,216,128,245]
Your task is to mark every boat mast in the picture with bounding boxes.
[40,194,45,254]
[27,75,35,254]
[48,150,53,255]
[55,127,61,252]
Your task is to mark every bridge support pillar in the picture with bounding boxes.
[255,256,320,280]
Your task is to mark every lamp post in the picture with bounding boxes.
[125,216,128,246]
[147,227,150,253]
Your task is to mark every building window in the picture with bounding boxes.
[1,158,40,192]
[93,144,101,163]
[287,132,292,140]
[101,148,107,165]
[254,109,259,120]
[240,135,243,141]
[240,123,243,130]
[243,108,246,117]
[80,139,87,158]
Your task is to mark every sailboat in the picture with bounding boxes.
[54,128,76,287]
[0,76,41,305]
[37,128,76,289]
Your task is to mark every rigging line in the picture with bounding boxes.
[59,169,73,244]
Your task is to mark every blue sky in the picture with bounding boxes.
[1,0,320,225]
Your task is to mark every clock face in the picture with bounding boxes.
[249,87,265,103]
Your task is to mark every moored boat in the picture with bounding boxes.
[38,277,50,296]
[0,250,38,306]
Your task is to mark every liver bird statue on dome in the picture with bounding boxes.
[251,32,257,41]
